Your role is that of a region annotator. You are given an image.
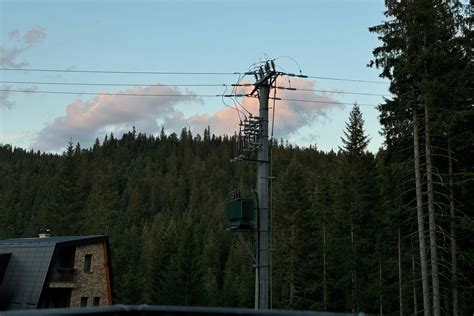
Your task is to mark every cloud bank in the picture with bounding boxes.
[31,86,200,151]
[166,76,343,139]
[31,77,343,152]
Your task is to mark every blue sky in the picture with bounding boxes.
[0,0,390,152]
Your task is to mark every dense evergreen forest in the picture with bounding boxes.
[0,0,472,314]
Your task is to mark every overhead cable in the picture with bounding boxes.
[0,89,246,98]
[0,67,242,75]
[0,67,390,84]
[304,75,388,84]
[3,89,471,111]
[4,80,468,103]
[0,80,236,88]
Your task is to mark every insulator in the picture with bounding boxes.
[270,60,275,71]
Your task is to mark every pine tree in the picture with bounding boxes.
[369,2,472,314]
[83,166,120,235]
[340,104,370,156]
[200,223,221,306]
[337,105,378,313]
[272,158,313,309]
[161,213,204,305]
[222,240,253,308]
[144,215,178,304]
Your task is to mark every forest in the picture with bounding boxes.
[0,0,473,315]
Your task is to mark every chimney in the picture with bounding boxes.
[38,229,51,238]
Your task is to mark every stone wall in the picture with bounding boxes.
[69,242,111,307]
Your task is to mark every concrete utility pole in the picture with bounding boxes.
[256,75,270,310]
[232,61,277,309]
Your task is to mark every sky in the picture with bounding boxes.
[0,0,391,153]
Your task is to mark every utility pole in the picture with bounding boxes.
[247,61,275,309]
[229,60,278,310]
[256,73,270,309]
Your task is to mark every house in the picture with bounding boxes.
[0,235,113,310]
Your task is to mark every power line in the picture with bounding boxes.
[274,85,389,98]
[270,97,377,108]
[0,79,389,97]
[3,80,468,103]
[275,86,472,103]
[2,67,471,91]
[305,75,388,84]
[254,71,389,85]
[272,97,473,111]
[0,67,242,75]
[1,87,380,107]
[0,80,235,88]
[3,89,470,112]
[0,67,390,85]
[0,89,246,98]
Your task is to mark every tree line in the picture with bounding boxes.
[0,0,472,314]
[0,111,472,314]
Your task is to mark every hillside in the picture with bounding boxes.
[0,125,472,314]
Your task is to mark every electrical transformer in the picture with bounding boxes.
[225,198,255,230]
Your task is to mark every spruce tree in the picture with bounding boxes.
[337,105,378,313]
[369,1,472,314]
[272,158,313,309]
[340,104,370,156]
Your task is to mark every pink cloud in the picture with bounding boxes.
[172,77,343,138]
[23,26,46,44]
[31,77,343,152]
[31,85,200,151]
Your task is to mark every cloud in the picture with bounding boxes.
[31,85,200,151]
[0,47,28,68]
[30,77,343,152]
[168,77,343,139]
[8,29,20,40]
[0,27,46,108]
[0,88,14,109]
[0,85,39,108]
[23,27,46,45]
[0,26,46,68]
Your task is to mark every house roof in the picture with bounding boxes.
[0,235,108,311]
[0,236,106,247]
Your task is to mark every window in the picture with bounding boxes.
[80,297,88,307]
[84,254,92,272]
[93,297,100,306]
